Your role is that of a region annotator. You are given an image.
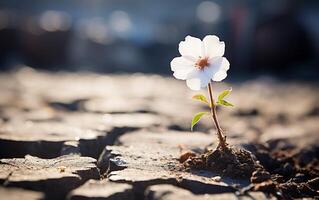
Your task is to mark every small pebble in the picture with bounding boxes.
[211,176,221,182]
[57,166,66,173]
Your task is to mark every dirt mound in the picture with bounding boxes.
[182,146,259,178]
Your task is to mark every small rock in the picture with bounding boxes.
[0,155,99,200]
[179,151,196,163]
[253,180,276,193]
[68,179,134,200]
[145,184,233,200]
[271,174,285,183]
[0,187,44,200]
[145,184,271,200]
[0,121,105,158]
[251,169,271,183]
[211,176,221,182]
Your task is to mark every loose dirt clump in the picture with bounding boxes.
[247,141,319,199]
[181,146,259,178]
[179,140,319,199]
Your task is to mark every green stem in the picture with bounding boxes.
[207,80,227,149]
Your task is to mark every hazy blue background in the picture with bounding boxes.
[0,0,318,80]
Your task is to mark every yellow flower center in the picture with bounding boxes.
[196,57,209,70]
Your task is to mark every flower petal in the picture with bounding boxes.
[186,78,201,90]
[170,56,194,71]
[205,57,230,82]
[203,35,225,58]
[186,69,211,90]
[171,56,195,80]
[179,36,203,58]
[173,70,193,80]
[212,71,227,81]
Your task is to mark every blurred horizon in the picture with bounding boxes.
[0,0,319,81]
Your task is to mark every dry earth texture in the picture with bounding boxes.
[0,68,318,200]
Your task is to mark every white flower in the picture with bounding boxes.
[170,35,230,90]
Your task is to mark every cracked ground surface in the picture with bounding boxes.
[0,68,318,199]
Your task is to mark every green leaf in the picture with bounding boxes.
[217,100,234,107]
[191,112,209,131]
[217,88,234,107]
[192,94,209,105]
[217,88,232,102]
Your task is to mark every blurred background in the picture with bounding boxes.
[0,0,318,80]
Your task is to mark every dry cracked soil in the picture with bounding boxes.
[0,68,318,200]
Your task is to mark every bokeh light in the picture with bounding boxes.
[196,1,221,24]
